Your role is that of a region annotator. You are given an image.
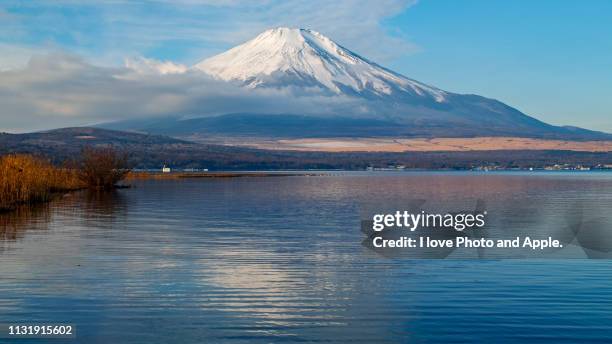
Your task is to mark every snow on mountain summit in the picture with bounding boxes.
[193,27,446,102]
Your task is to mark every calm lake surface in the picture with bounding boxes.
[1,172,612,343]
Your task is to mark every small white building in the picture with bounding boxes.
[162,165,171,173]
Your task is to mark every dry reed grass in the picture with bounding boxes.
[0,154,83,211]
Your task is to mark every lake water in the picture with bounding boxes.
[1,172,612,343]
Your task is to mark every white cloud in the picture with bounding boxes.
[0,1,423,132]
[0,44,41,71]
[0,53,369,132]
[124,57,188,75]
[0,0,418,68]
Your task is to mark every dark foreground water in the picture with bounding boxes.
[1,172,612,343]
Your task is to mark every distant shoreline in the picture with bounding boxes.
[125,171,324,180]
[126,169,612,177]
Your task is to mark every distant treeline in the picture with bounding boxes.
[4,145,612,171]
[1,127,611,170]
[111,149,612,170]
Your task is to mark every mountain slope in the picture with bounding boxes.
[112,27,610,140]
[0,127,187,147]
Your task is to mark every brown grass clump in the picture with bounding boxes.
[0,154,83,211]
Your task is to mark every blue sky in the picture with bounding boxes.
[386,0,612,132]
[0,0,610,132]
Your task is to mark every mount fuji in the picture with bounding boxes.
[194,27,446,102]
[107,27,610,140]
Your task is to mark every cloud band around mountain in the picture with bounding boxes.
[0,53,374,132]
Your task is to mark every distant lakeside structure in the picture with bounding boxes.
[160,165,209,173]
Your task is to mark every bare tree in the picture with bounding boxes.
[78,147,130,190]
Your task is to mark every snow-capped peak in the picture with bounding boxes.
[193,27,446,102]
